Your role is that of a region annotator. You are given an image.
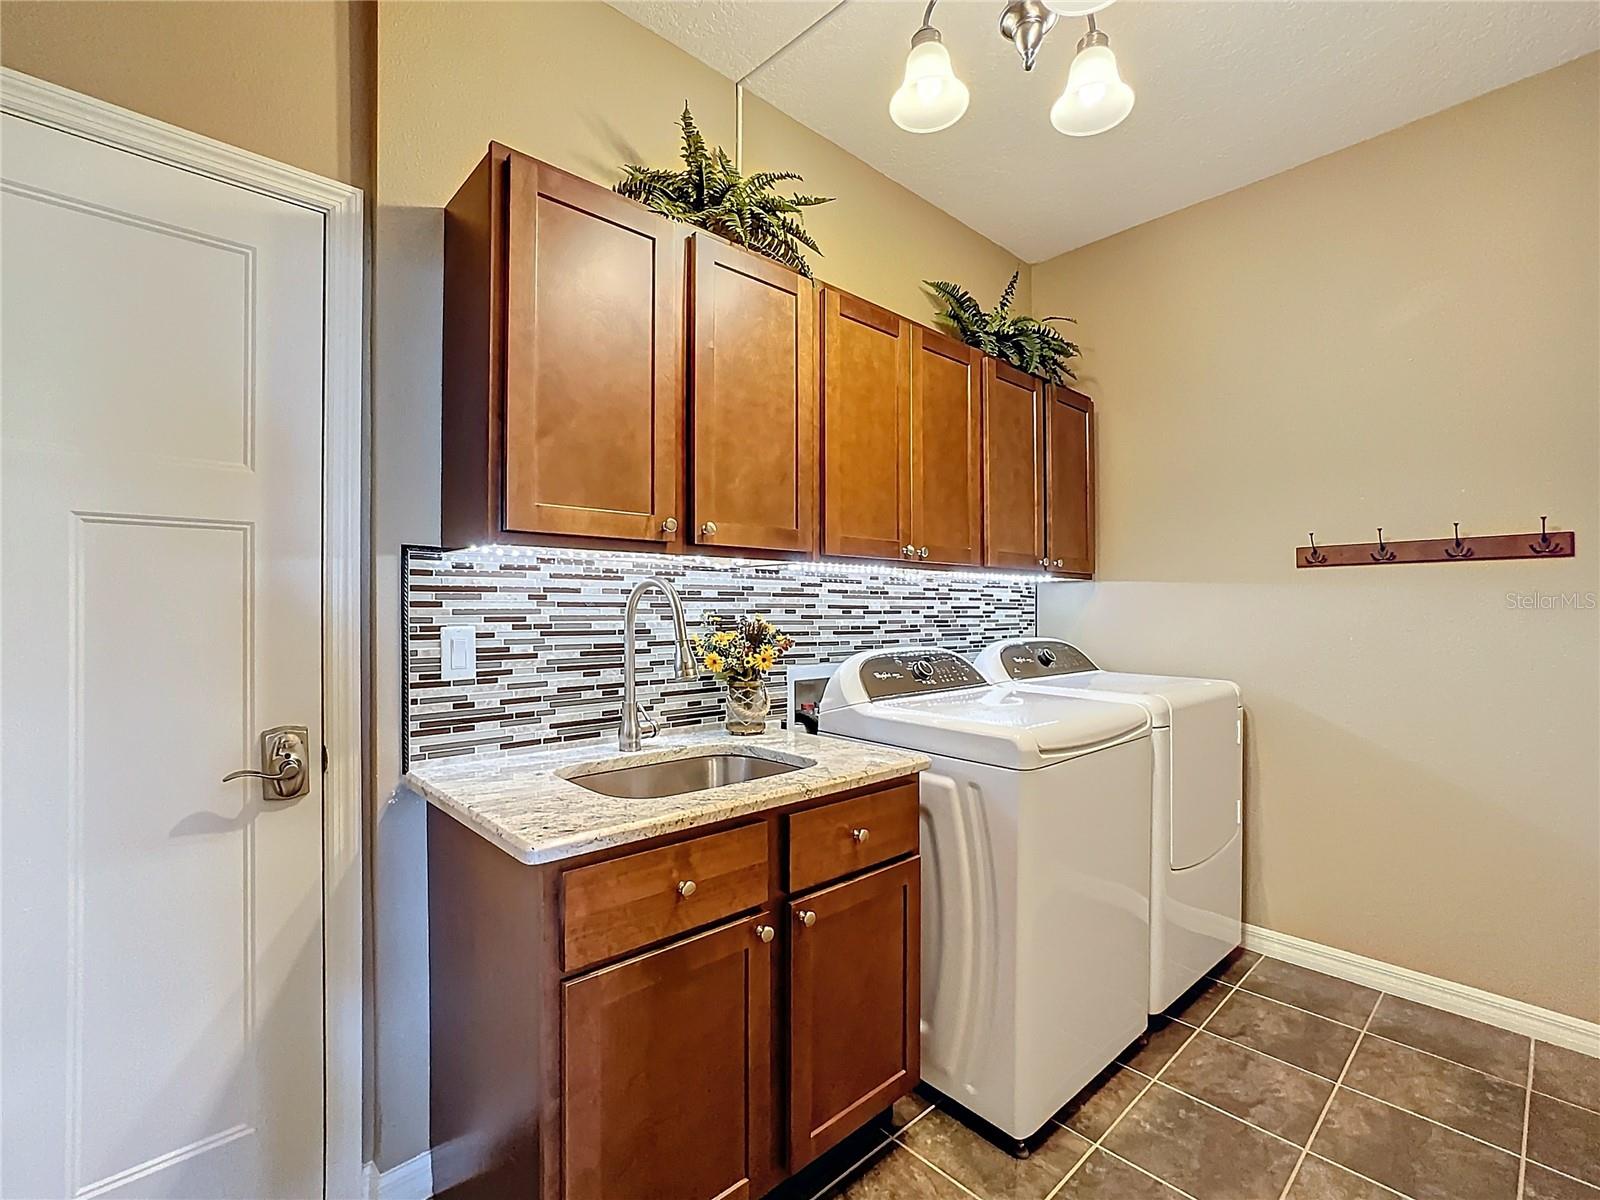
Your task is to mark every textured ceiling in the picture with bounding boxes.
[607,1,1599,261]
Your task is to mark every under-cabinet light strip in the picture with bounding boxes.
[454,543,1055,586]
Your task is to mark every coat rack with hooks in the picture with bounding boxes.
[1297,518,1575,568]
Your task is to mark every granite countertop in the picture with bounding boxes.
[405,728,929,865]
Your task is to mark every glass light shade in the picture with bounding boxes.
[1043,0,1116,15]
[889,39,970,133]
[1050,42,1134,136]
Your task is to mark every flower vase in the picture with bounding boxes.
[724,679,771,735]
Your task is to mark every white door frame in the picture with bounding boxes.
[0,68,366,1200]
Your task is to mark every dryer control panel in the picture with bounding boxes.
[993,639,1098,679]
[859,650,986,700]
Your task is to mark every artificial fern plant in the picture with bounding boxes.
[616,105,832,278]
[925,272,1081,383]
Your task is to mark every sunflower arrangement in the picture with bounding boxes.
[691,614,796,686]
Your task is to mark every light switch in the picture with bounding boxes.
[440,625,477,682]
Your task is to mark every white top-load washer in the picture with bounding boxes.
[818,647,1153,1143]
[974,639,1243,1014]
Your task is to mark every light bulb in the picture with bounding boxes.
[1044,0,1115,14]
[889,30,970,133]
[1050,37,1134,136]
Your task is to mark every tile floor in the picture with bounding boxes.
[772,951,1600,1200]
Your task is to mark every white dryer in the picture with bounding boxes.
[818,647,1153,1143]
[974,639,1243,1014]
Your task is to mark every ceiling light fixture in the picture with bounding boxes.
[1051,13,1136,136]
[889,0,1134,136]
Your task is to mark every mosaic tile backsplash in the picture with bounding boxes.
[404,547,1037,765]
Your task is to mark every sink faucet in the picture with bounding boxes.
[618,577,699,752]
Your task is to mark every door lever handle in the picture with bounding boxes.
[223,725,310,800]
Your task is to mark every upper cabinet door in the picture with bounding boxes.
[689,235,818,554]
[820,289,911,561]
[502,153,683,542]
[981,359,1045,569]
[909,327,982,566]
[1045,385,1095,576]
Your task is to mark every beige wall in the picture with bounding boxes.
[1034,54,1600,1022]
[369,0,1031,1169]
[0,1,375,190]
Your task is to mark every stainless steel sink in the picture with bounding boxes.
[569,753,810,799]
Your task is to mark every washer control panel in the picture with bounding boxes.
[859,650,986,699]
[994,639,1098,679]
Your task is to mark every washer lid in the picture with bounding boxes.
[820,684,1150,770]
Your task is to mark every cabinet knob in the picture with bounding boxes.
[701,521,717,537]
[901,544,915,559]
[1053,558,1065,568]
[851,827,870,844]
[661,516,679,534]
[918,546,929,559]
[796,910,817,928]
[1038,558,1050,568]
[676,880,697,899]
[755,924,775,944]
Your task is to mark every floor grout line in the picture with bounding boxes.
[1524,1159,1600,1190]
[1096,1145,1205,1200]
[895,1142,986,1200]
[1043,954,1266,1200]
[1302,1150,1417,1200]
[1146,1077,1304,1150]
[804,1131,898,1200]
[1276,987,1381,1199]
[1335,1080,1524,1158]
[1169,1022,1335,1082]
[1358,1028,1532,1088]
[1517,1039,1534,1200]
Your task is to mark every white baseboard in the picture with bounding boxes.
[362,1150,434,1200]
[1243,924,1600,1056]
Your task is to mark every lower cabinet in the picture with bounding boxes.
[788,858,921,1167]
[562,911,776,1200]
[427,778,922,1200]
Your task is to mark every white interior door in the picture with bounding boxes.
[1,111,326,1199]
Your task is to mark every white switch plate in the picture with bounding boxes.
[440,625,477,681]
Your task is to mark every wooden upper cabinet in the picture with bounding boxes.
[563,911,775,1200]
[503,153,683,542]
[981,359,1045,569]
[441,145,685,548]
[1045,385,1095,576]
[787,858,920,1168]
[820,289,911,561]
[909,328,982,565]
[689,234,818,554]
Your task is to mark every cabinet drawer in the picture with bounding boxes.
[787,783,918,893]
[562,823,769,973]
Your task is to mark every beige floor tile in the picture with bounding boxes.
[1536,1043,1600,1113]
[1527,1092,1600,1187]
[1287,1155,1405,1199]
[1524,1163,1600,1200]
[1055,1065,1150,1142]
[897,1108,1090,1200]
[1055,1150,1185,1198]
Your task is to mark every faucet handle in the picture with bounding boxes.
[636,703,660,740]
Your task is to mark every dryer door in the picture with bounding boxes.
[1169,695,1243,869]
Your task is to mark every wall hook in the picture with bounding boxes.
[1370,527,1397,563]
[1445,521,1475,560]
[1305,532,1328,565]
[1531,515,1559,554]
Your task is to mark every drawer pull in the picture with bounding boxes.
[851,827,870,844]
[796,909,817,928]
[676,879,697,899]
[755,924,775,944]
